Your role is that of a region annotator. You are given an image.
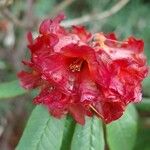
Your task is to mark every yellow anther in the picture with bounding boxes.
[69,59,83,72]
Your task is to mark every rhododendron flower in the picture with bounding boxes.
[18,14,148,125]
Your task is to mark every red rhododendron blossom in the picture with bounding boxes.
[18,14,148,125]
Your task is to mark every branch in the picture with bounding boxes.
[0,0,13,8]
[61,0,130,27]
[0,0,35,29]
[1,8,25,28]
[24,0,35,29]
[0,0,129,29]
[50,0,75,17]
[0,0,23,28]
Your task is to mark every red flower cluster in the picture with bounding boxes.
[18,14,148,125]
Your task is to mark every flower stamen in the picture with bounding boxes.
[89,104,103,119]
[69,58,84,72]
[106,38,128,44]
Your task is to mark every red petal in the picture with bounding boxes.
[61,44,112,88]
[69,103,85,125]
[33,88,53,104]
[27,32,33,44]
[34,54,76,95]
[94,100,125,123]
[105,32,117,41]
[34,88,69,118]
[18,71,41,89]
[54,35,80,53]
[79,65,99,102]
[72,25,92,42]
[28,33,58,53]
[121,37,144,53]
[61,44,96,60]
[39,13,66,35]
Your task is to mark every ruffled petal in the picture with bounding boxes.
[94,100,125,123]
[121,37,144,53]
[39,13,66,35]
[61,44,109,87]
[34,88,69,118]
[28,33,58,53]
[33,53,77,95]
[72,25,92,42]
[18,71,41,89]
[78,65,99,103]
[69,103,85,125]
[54,35,80,53]
[18,15,148,125]
[61,44,95,60]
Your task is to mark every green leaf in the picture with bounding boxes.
[71,116,105,150]
[134,124,150,150]
[143,77,150,97]
[106,105,138,150]
[16,106,66,150]
[0,80,26,99]
[60,115,76,150]
[136,98,150,112]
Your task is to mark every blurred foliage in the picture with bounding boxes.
[35,0,55,17]
[0,80,25,99]
[0,0,150,149]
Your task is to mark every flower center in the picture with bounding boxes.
[69,58,84,72]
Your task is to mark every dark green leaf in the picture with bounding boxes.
[0,80,26,99]
[143,77,150,97]
[16,106,66,150]
[106,105,138,150]
[136,98,150,111]
[60,115,76,150]
[71,116,105,150]
[134,124,150,150]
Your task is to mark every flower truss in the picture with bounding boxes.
[18,14,148,125]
